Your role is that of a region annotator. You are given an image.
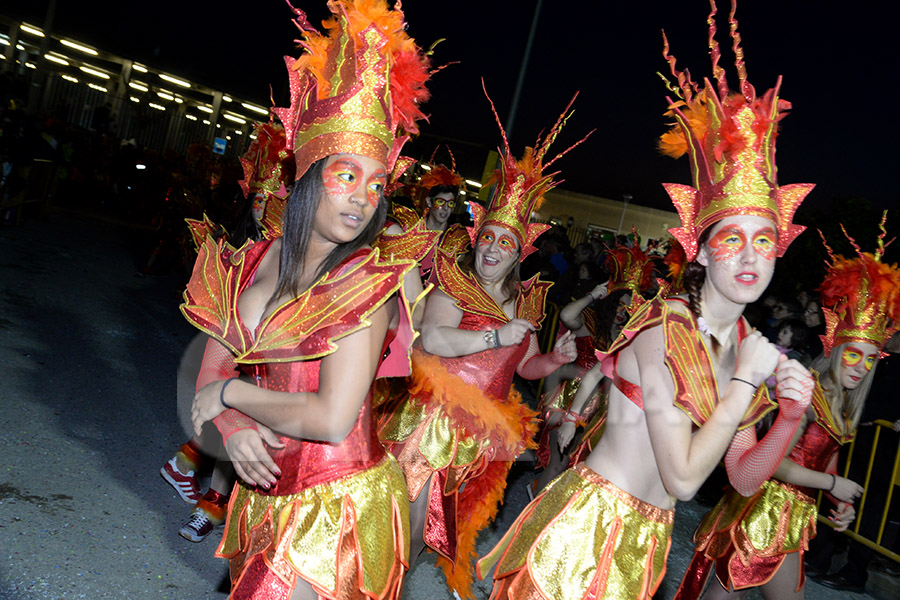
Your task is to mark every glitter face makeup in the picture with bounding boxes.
[841,346,876,372]
[321,157,386,208]
[839,342,878,390]
[708,226,746,262]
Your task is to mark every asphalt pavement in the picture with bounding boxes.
[0,209,881,599]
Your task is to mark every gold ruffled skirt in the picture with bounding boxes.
[478,463,673,600]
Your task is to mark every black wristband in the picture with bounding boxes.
[828,473,836,492]
[731,377,757,390]
[220,378,238,410]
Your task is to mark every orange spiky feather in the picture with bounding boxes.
[818,213,900,355]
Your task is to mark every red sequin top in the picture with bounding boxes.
[181,237,415,496]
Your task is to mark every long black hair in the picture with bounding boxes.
[269,158,388,304]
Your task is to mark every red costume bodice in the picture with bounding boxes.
[181,236,414,496]
[786,378,853,496]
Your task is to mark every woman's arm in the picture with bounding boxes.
[640,328,782,501]
[775,445,864,504]
[722,357,815,496]
[193,302,392,443]
[556,362,605,451]
[516,331,578,380]
[419,289,535,357]
[558,281,607,330]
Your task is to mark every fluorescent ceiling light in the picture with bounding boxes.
[158,73,190,88]
[62,75,79,83]
[60,39,98,55]
[241,102,268,116]
[88,83,108,93]
[465,179,483,188]
[44,54,69,66]
[222,95,232,102]
[157,92,174,101]
[128,81,149,92]
[223,113,246,124]
[185,114,198,121]
[196,105,214,114]
[129,96,140,102]
[148,103,166,111]
[79,65,110,79]
[419,164,432,171]
[20,24,45,37]
[132,64,148,73]
[25,62,37,69]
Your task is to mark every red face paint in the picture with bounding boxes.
[708,226,747,262]
[842,346,876,372]
[321,158,385,208]
[496,233,518,257]
[752,227,777,261]
[477,229,494,248]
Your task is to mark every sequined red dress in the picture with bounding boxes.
[181,236,416,600]
[674,376,851,597]
[378,250,549,597]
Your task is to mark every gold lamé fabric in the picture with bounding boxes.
[479,463,673,600]
[218,456,410,599]
[680,479,817,594]
[597,296,775,429]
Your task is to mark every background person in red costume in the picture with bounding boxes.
[378,86,590,599]
[674,214,900,600]
[184,1,432,597]
[478,3,815,598]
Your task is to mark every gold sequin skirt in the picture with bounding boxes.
[478,463,673,600]
[689,479,817,591]
[216,455,409,599]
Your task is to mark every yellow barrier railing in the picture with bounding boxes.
[817,418,900,563]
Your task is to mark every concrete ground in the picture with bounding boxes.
[0,209,890,599]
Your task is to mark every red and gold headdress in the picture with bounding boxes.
[238,122,294,238]
[274,0,431,180]
[416,147,463,210]
[604,237,657,312]
[818,213,900,357]
[658,1,814,261]
[470,83,593,261]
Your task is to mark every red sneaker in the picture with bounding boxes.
[179,510,217,543]
[160,457,201,504]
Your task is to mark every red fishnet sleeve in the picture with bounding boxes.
[213,409,259,444]
[196,337,237,391]
[516,334,570,380]
[724,406,805,497]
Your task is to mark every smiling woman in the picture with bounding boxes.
[377,91,589,599]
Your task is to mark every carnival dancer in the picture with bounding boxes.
[378,87,589,599]
[478,3,816,598]
[674,214,900,600]
[534,240,657,493]
[184,1,431,597]
[161,122,294,542]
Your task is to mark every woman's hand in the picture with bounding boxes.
[497,319,535,347]
[773,356,815,420]
[557,420,577,454]
[829,501,857,532]
[830,475,864,504]
[192,379,232,436]
[733,330,781,388]
[589,281,609,302]
[552,330,578,364]
[224,425,285,489]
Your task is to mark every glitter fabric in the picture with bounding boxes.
[658,1,813,261]
[469,87,592,261]
[604,241,657,314]
[237,123,293,240]
[377,251,549,597]
[818,213,900,356]
[674,378,849,598]
[478,463,673,600]
[596,296,775,429]
[180,237,416,599]
[273,0,431,179]
[373,219,441,265]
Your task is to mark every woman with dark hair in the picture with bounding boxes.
[479,7,815,598]
[674,216,900,600]
[182,2,431,598]
[378,94,587,599]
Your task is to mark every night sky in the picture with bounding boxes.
[10,1,899,214]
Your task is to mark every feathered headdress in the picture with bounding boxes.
[818,213,900,357]
[660,237,688,296]
[238,122,294,238]
[416,147,464,210]
[658,0,814,261]
[471,82,593,261]
[274,0,431,179]
[604,236,657,312]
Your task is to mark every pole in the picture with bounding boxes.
[505,0,543,140]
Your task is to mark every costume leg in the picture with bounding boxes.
[759,552,804,600]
